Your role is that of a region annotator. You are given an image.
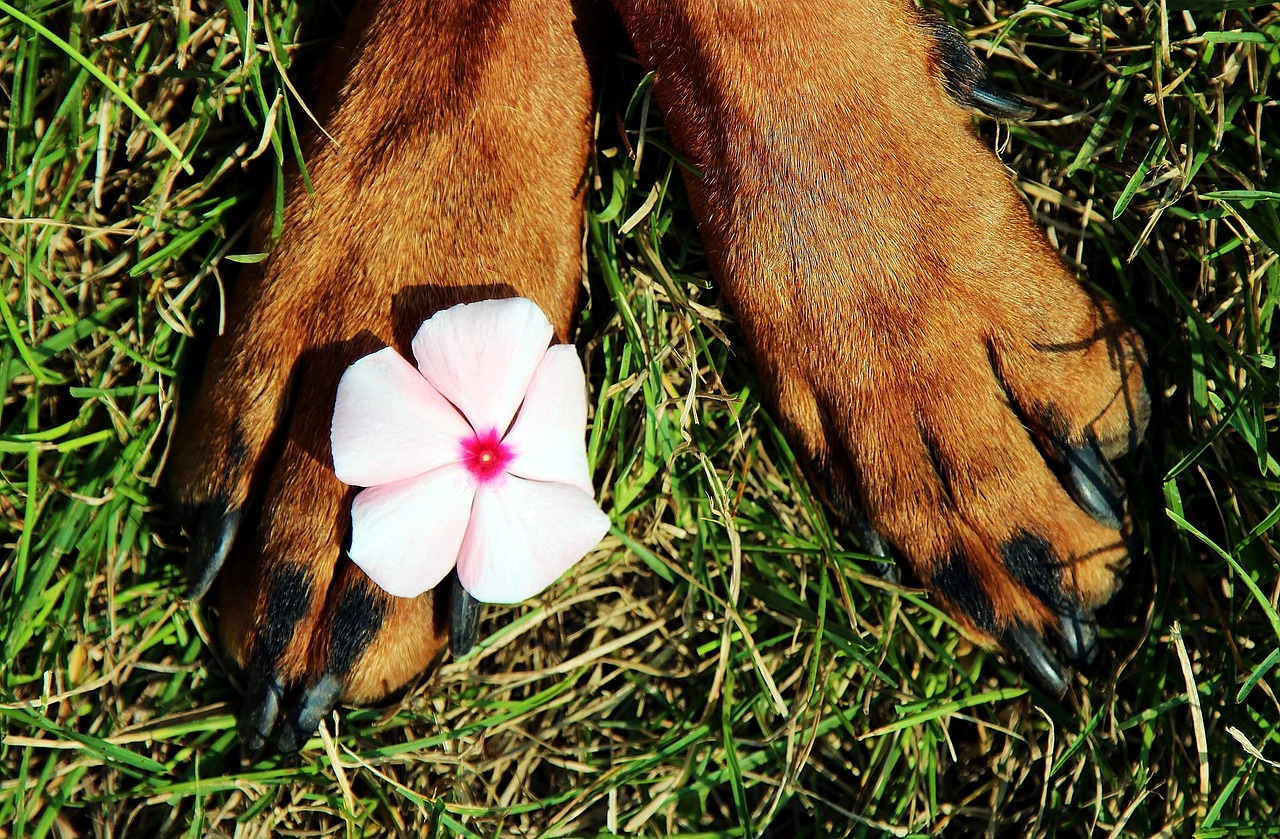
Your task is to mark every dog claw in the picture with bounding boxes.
[278,673,344,754]
[450,576,482,658]
[185,503,241,600]
[967,81,1036,121]
[924,18,1037,122]
[848,509,902,584]
[1003,623,1069,697]
[1064,438,1126,530]
[238,672,284,754]
[1057,609,1101,669]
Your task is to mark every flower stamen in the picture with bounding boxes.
[462,428,513,483]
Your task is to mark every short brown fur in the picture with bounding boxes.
[172,0,595,709]
[172,0,1148,740]
[612,0,1147,638]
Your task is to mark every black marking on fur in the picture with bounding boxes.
[325,583,386,678]
[1033,404,1072,445]
[226,421,249,475]
[183,422,259,600]
[237,566,315,750]
[1000,531,1071,613]
[985,338,1076,489]
[255,565,315,667]
[1000,532,1103,667]
[932,552,996,633]
[270,583,385,752]
[987,337,1128,530]
[920,17,1036,120]
[920,426,957,504]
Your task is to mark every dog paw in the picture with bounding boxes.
[756,229,1149,696]
[171,289,462,751]
[169,0,593,751]
[614,0,1150,692]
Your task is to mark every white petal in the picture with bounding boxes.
[456,479,610,604]
[347,466,476,598]
[503,345,593,495]
[331,347,473,487]
[411,298,554,435]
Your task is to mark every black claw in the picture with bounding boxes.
[865,522,906,581]
[239,672,284,754]
[850,510,902,584]
[967,81,1036,121]
[922,16,1037,121]
[1064,438,1126,530]
[185,502,241,600]
[278,673,343,754]
[1057,610,1101,669]
[1003,623,1069,697]
[236,567,315,750]
[450,576,482,658]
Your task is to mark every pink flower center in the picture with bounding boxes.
[462,428,513,483]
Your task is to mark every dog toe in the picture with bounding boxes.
[172,345,299,600]
[262,563,449,751]
[221,549,325,750]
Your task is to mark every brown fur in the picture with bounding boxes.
[172,0,1149,735]
[613,0,1148,637]
[171,0,595,707]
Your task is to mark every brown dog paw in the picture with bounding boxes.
[170,0,594,750]
[613,0,1150,691]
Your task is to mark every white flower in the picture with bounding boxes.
[330,298,609,603]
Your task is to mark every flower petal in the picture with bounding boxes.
[348,466,476,598]
[503,345,593,494]
[456,479,609,604]
[411,298,554,434]
[332,347,473,487]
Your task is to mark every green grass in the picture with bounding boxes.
[1,0,1277,835]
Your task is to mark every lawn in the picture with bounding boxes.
[1,0,1277,835]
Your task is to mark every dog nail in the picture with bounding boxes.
[278,673,343,754]
[924,18,1036,121]
[239,672,284,753]
[451,577,482,658]
[967,81,1036,120]
[873,559,903,585]
[185,503,241,600]
[1003,623,1069,697]
[1057,609,1100,669]
[1064,438,1126,530]
[849,509,902,583]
